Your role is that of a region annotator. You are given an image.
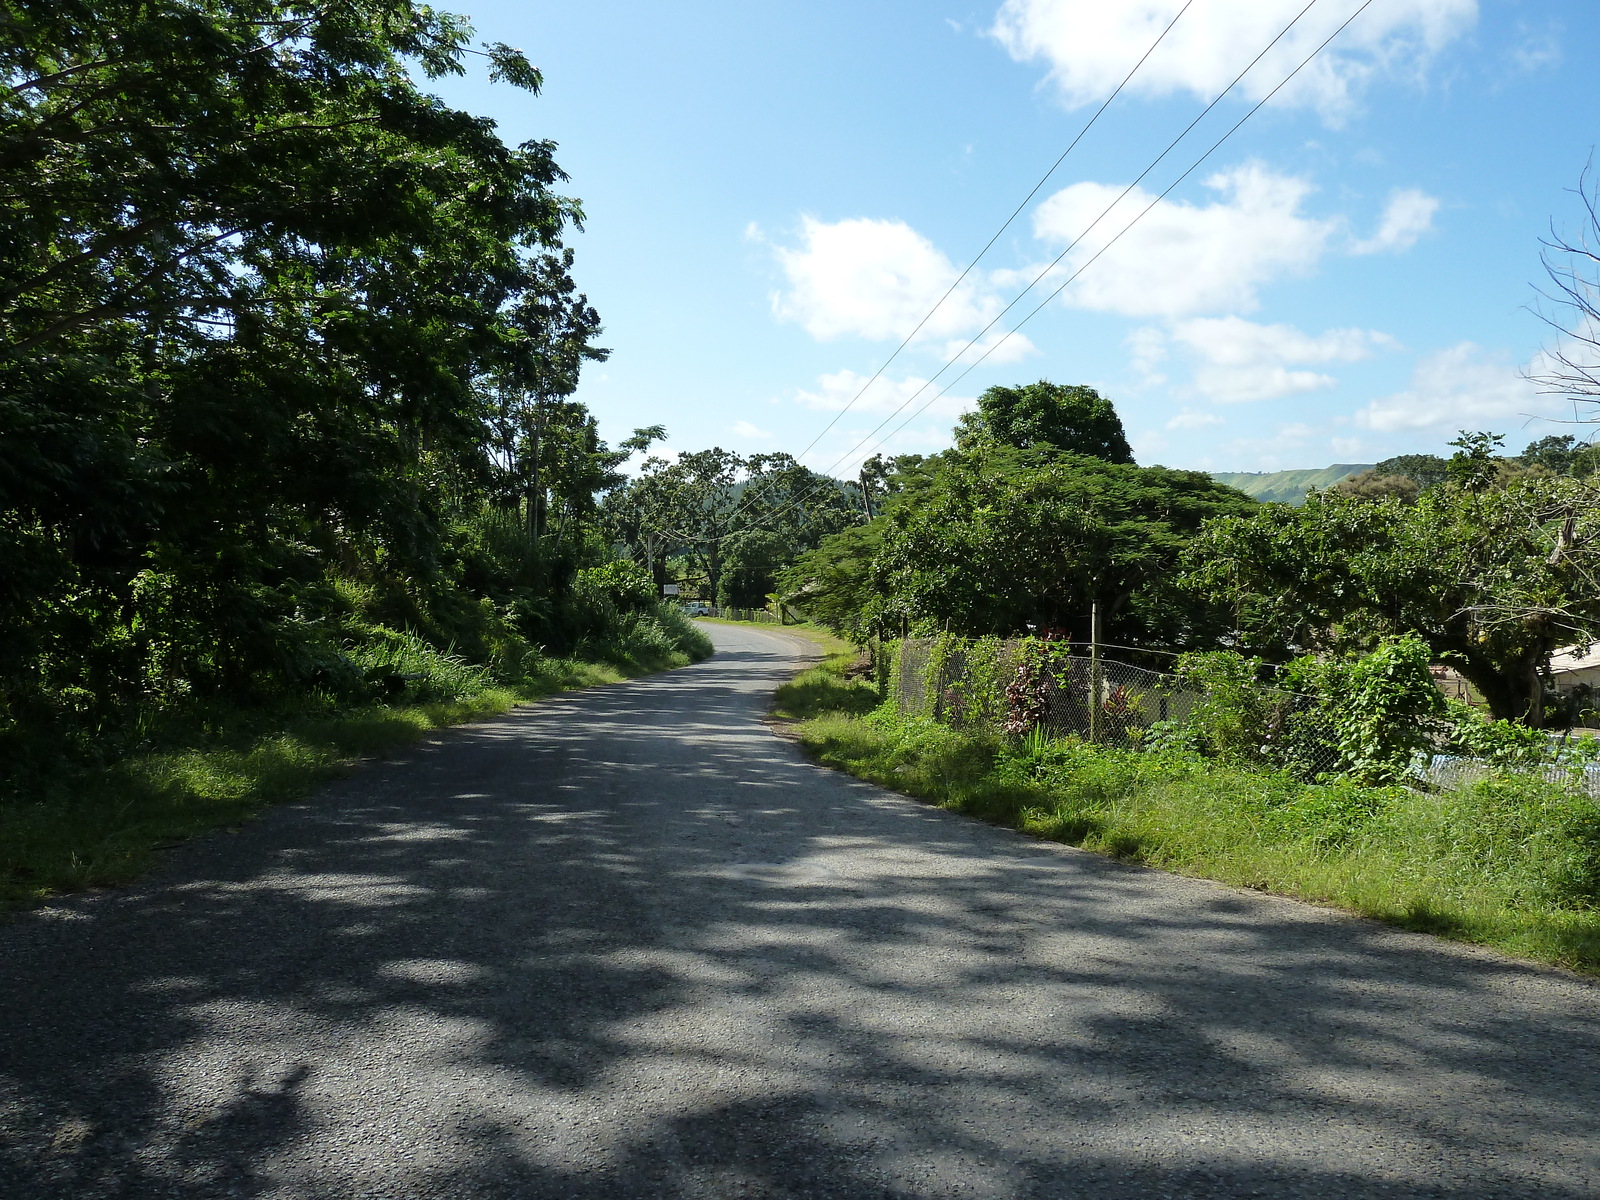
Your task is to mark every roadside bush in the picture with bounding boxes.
[1170,650,1279,761]
[575,560,657,612]
[349,629,491,704]
[1280,634,1444,784]
[1167,637,1447,784]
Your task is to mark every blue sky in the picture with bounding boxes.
[432,0,1597,474]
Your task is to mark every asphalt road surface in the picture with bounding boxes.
[5,622,1600,1199]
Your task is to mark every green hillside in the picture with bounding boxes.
[1209,464,1373,505]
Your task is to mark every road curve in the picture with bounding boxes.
[4,621,1600,1199]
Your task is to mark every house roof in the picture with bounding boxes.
[1550,644,1600,674]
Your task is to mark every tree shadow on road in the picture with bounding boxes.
[4,637,1600,1198]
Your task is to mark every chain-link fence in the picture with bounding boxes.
[1417,751,1600,796]
[704,605,780,624]
[887,636,1461,787]
[894,638,1205,742]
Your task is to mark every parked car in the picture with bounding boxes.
[682,601,711,617]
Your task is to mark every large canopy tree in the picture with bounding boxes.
[954,381,1134,462]
[605,449,860,602]
[867,449,1256,650]
[0,0,608,720]
[1186,441,1600,723]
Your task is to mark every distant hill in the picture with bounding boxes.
[1209,464,1373,505]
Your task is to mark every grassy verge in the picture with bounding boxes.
[0,653,678,916]
[786,652,1600,973]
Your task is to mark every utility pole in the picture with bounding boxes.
[859,468,875,520]
[1088,600,1102,745]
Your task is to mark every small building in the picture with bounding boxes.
[1550,645,1600,694]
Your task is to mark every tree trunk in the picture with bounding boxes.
[524,396,545,545]
[1453,650,1548,725]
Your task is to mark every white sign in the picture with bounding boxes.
[663,584,680,595]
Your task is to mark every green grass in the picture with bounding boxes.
[0,654,668,916]
[796,709,1600,974]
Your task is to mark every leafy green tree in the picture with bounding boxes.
[718,529,788,608]
[869,449,1255,649]
[1187,449,1600,724]
[733,453,861,549]
[1518,434,1600,478]
[780,521,887,641]
[1372,453,1451,490]
[1522,435,1582,474]
[954,381,1134,462]
[0,0,614,732]
[606,448,862,601]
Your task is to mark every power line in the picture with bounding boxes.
[735,0,1354,542]
[807,0,1327,483]
[869,0,1376,457]
[792,0,1198,463]
[644,0,1373,550]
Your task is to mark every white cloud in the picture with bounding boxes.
[1355,342,1541,432]
[1351,188,1439,255]
[771,216,997,342]
[1031,164,1337,317]
[793,368,975,422]
[732,420,774,440]
[1166,409,1224,430]
[1173,316,1391,366]
[938,327,1038,366]
[989,0,1477,122]
[1510,24,1562,73]
[1202,365,1336,404]
[1151,316,1395,403]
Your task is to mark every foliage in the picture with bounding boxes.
[1372,453,1451,490]
[1186,444,1600,723]
[780,520,886,641]
[1329,470,1421,503]
[1522,435,1589,476]
[606,448,862,602]
[349,629,491,704]
[0,1,718,827]
[718,528,787,608]
[575,560,657,612]
[1169,650,1281,763]
[870,449,1256,646]
[954,381,1134,462]
[1280,635,1444,784]
[933,633,1014,731]
[1169,639,1443,784]
[1003,639,1055,736]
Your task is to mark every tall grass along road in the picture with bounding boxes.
[4,623,1600,1198]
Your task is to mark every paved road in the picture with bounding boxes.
[5,622,1600,1199]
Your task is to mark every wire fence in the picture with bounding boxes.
[704,605,781,625]
[894,638,1202,738]
[887,636,1600,793]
